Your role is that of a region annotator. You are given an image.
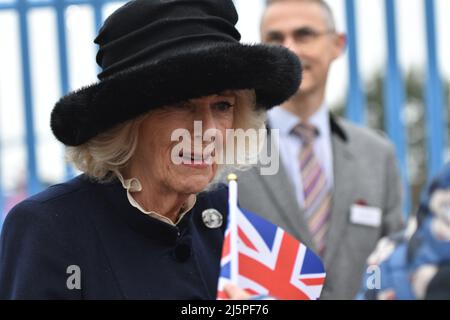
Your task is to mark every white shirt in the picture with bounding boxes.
[115,172,196,226]
[267,105,334,209]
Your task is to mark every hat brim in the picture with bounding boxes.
[51,43,301,146]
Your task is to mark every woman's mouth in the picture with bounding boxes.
[179,151,214,168]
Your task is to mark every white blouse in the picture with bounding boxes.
[115,172,197,226]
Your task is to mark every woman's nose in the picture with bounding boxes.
[196,104,217,130]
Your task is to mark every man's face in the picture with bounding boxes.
[261,1,345,96]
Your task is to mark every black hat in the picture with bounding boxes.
[51,0,302,146]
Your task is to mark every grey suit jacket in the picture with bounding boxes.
[236,115,404,300]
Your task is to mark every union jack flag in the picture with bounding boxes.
[217,178,326,300]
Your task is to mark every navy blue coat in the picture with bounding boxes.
[0,175,228,299]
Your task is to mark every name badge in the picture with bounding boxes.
[350,204,382,227]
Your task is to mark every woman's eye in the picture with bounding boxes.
[213,101,234,112]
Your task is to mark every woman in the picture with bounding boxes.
[0,0,300,299]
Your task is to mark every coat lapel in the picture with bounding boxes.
[323,117,355,266]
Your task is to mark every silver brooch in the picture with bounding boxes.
[202,209,223,229]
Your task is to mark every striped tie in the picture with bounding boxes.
[292,122,331,256]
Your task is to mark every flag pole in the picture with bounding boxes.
[227,173,239,285]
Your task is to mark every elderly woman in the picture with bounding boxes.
[0,0,300,299]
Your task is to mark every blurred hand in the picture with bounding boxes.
[412,264,438,299]
[223,283,252,300]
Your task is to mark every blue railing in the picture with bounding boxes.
[424,0,446,180]
[344,0,445,217]
[0,0,124,229]
[0,0,447,227]
[384,0,410,215]
[345,0,366,125]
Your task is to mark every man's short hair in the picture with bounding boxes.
[265,0,336,31]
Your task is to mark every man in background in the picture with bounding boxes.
[237,0,404,299]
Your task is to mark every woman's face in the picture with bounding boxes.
[131,92,236,195]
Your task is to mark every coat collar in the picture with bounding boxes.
[92,177,189,245]
[329,113,348,143]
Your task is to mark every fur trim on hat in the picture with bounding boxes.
[51,43,301,146]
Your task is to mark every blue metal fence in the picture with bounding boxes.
[424,0,446,180]
[0,0,447,226]
[0,0,123,229]
[17,0,41,196]
[345,0,366,125]
[384,0,411,215]
[342,0,445,217]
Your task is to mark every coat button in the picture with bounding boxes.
[174,242,191,262]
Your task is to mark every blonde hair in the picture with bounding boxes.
[66,90,266,183]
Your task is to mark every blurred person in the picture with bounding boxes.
[0,0,301,299]
[236,0,404,299]
[358,163,450,300]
